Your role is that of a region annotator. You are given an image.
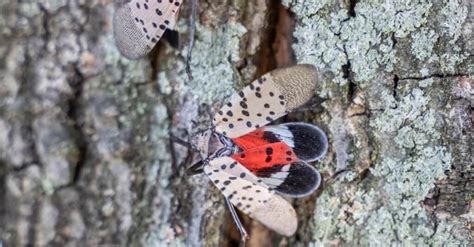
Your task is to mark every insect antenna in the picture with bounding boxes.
[185,0,198,80]
[224,197,249,246]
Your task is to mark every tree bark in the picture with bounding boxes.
[0,0,472,246]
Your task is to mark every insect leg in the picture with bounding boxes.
[169,134,194,149]
[225,197,249,246]
[185,0,198,80]
[186,160,204,176]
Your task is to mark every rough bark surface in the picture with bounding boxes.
[0,0,472,246]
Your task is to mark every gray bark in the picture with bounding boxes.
[0,0,472,246]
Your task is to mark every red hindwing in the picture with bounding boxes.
[232,129,270,150]
[231,129,298,173]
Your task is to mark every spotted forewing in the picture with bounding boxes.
[113,0,182,59]
[204,157,297,236]
[213,64,318,138]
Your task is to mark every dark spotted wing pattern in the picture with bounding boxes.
[114,0,182,59]
[213,65,319,138]
[204,156,297,236]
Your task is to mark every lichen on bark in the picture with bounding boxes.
[283,0,472,245]
[0,0,472,246]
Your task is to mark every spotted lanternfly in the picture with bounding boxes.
[173,64,328,243]
[113,0,198,78]
[113,0,183,59]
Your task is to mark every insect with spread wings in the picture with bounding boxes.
[174,64,328,244]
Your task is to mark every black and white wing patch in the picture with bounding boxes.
[204,156,297,236]
[113,0,182,59]
[213,64,320,138]
[255,162,322,198]
[263,123,328,162]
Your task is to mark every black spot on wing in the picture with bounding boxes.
[263,131,280,143]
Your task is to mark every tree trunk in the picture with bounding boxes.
[0,0,472,246]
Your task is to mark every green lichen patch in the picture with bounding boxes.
[411,28,439,63]
[285,0,471,245]
[439,0,468,44]
[144,224,186,247]
[310,81,468,245]
[159,22,247,105]
[286,0,469,84]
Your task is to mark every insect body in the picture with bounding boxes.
[113,0,183,59]
[186,64,328,241]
